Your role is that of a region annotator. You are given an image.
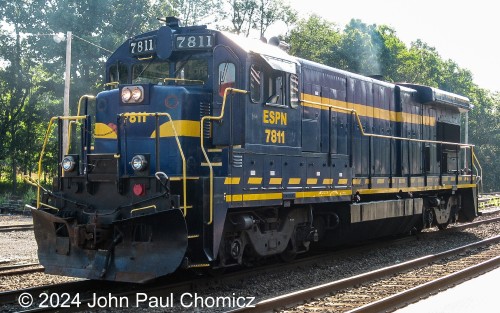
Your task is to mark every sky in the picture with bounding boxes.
[280,0,498,92]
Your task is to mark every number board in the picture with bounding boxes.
[174,34,214,50]
[130,36,156,56]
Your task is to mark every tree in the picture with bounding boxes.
[253,0,297,38]
[397,39,444,86]
[1,1,498,194]
[0,0,166,192]
[220,0,296,37]
[376,25,408,82]
[467,89,500,192]
[155,0,223,26]
[287,15,341,64]
[331,19,384,76]
[0,1,63,192]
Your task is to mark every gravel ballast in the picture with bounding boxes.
[1,211,499,312]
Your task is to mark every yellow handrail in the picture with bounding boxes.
[130,205,157,215]
[302,98,482,193]
[200,87,248,225]
[120,112,187,216]
[104,82,119,88]
[37,115,88,208]
[39,202,60,211]
[67,95,96,154]
[23,175,41,188]
[163,78,205,85]
[471,147,483,193]
[302,99,474,148]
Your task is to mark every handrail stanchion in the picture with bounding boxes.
[67,95,95,155]
[200,88,248,225]
[37,115,88,209]
[301,99,478,188]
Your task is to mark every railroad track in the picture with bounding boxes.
[231,232,500,312]
[2,213,499,312]
[0,271,199,312]
[0,280,113,312]
[0,263,43,277]
[0,224,34,232]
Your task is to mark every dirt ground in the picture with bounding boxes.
[0,215,37,263]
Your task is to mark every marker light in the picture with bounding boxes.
[61,156,76,172]
[131,155,147,171]
[133,184,146,196]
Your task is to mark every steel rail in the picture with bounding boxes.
[0,264,44,276]
[230,234,500,313]
[349,255,500,313]
[0,263,40,272]
[3,215,499,312]
[0,225,33,232]
[0,280,94,306]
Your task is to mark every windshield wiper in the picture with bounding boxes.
[173,55,193,78]
[135,58,154,79]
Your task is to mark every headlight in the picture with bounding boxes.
[121,87,132,102]
[131,87,144,102]
[121,86,144,103]
[61,156,76,172]
[131,155,147,171]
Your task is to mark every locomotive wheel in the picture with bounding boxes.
[279,241,297,262]
[438,205,459,230]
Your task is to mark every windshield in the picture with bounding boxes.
[174,58,208,84]
[132,61,170,84]
[113,57,208,85]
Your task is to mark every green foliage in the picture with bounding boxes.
[286,15,498,191]
[0,1,499,193]
[332,19,384,75]
[219,0,296,37]
[22,187,37,206]
[0,192,12,204]
[288,15,341,64]
[155,0,223,26]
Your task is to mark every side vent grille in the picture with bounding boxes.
[200,102,211,139]
[232,154,243,168]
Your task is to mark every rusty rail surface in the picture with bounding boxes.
[0,224,34,232]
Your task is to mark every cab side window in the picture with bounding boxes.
[290,73,299,108]
[218,62,235,97]
[250,64,263,103]
[263,70,299,108]
[109,63,129,86]
[266,73,284,106]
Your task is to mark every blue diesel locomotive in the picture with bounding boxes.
[31,17,480,283]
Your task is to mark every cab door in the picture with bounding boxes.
[209,45,242,261]
[212,45,242,146]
